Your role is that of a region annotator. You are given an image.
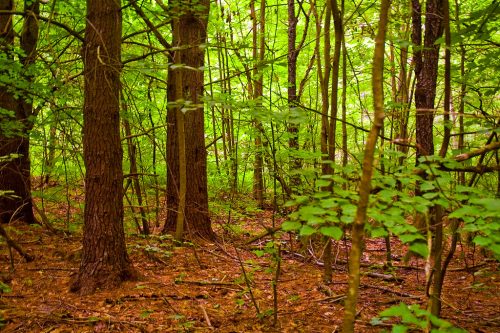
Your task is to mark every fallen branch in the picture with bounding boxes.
[245,226,281,244]
[174,279,243,289]
[0,224,34,262]
[364,272,402,282]
[362,284,420,299]
[32,202,61,235]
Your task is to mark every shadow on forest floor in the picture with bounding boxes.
[1,209,499,332]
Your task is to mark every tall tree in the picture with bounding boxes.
[411,0,444,317]
[0,0,39,224]
[162,0,215,240]
[342,0,390,330]
[412,0,443,159]
[250,0,266,209]
[71,0,135,294]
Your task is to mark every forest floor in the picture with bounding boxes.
[0,205,499,332]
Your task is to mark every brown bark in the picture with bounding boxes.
[286,0,308,190]
[412,0,445,318]
[0,0,38,224]
[250,0,265,208]
[71,0,135,295]
[163,0,215,240]
[342,0,390,330]
[328,0,342,174]
[317,2,332,178]
[412,0,444,159]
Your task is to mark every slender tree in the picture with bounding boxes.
[162,0,215,240]
[342,0,390,330]
[71,0,135,295]
[250,0,266,209]
[411,0,444,317]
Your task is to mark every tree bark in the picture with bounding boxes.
[250,0,266,209]
[163,0,215,240]
[71,0,135,295]
[287,0,301,190]
[0,0,38,224]
[342,0,390,331]
[413,0,443,159]
[412,0,445,318]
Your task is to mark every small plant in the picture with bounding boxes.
[170,314,194,330]
[139,308,154,319]
[0,281,12,293]
[371,303,466,332]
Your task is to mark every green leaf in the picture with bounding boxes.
[422,192,439,200]
[449,206,481,218]
[315,179,331,187]
[392,325,408,333]
[298,205,326,219]
[470,198,500,212]
[371,227,388,238]
[399,233,424,243]
[409,242,428,258]
[282,221,301,231]
[253,250,265,257]
[473,235,491,247]
[300,225,316,236]
[320,226,343,240]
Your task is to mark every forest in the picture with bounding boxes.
[0,0,499,331]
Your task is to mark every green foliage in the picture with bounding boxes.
[0,281,12,294]
[449,194,500,259]
[371,303,466,332]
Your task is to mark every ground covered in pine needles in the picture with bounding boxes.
[1,210,499,332]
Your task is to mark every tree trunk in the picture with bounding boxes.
[287,0,301,190]
[413,0,443,159]
[0,0,38,225]
[163,0,215,240]
[122,100,150,235]
[328,0,342,177]
[71,0,135,295]
[412,0,444,318]
[250,0,266,209]
[342,0,390,331]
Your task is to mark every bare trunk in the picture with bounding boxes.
[163,0,215,240]
[71,0,135,295]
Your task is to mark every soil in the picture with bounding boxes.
[1,210,498,332]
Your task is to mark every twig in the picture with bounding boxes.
[235,246,261,316]
[198,301,213,329]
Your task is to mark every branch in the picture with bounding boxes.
[454,141,500,162]
[128,0,172,59]
[0,10,84,42]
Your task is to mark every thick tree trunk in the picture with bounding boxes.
[163,0,215,240]
[71,0,135,295]
[0,0,39,225]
